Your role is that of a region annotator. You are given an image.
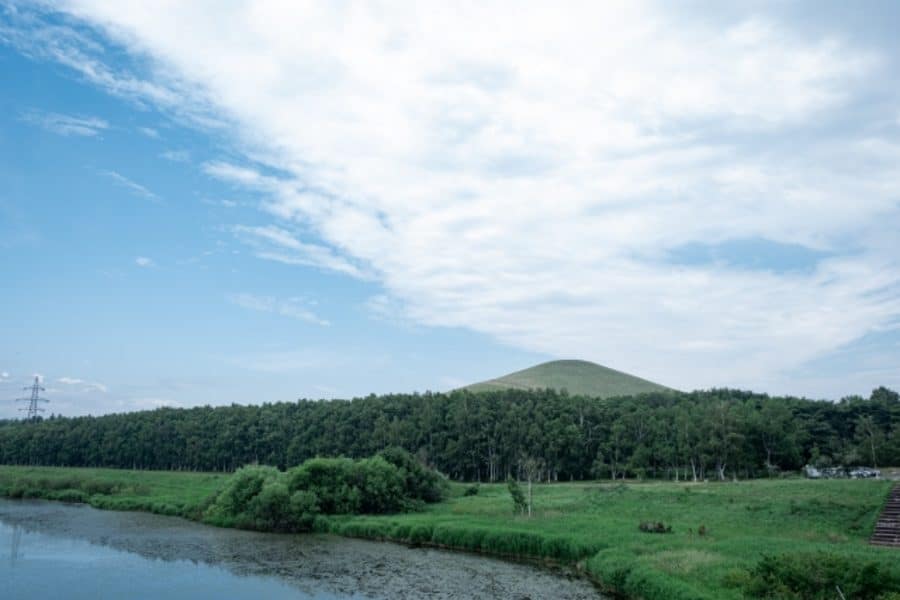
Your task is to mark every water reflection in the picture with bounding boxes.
[0,500,600,599]
[9,523,21,566]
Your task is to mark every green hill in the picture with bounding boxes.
[462,359,673,398]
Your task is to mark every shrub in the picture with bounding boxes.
[204,453,446,533]
[744,552,900,599]
[246,480,293,531]
[506,477,526,514]
[205,465,280,527]
[639,521,673,534]
[288,489,321,531]
[353,456,408,513]
[288,458,361,514]
[463,483,480,496]
[378,447,448,503]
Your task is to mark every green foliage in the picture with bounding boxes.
[744,552,900,599]
[0,385,897,483]
[506,476,526,514]
[463,483,480,496]
[203,455,445,532]
[207,465,280,525]
[351,456,408,513]
[377,446,448,503]
[287,458,360,514]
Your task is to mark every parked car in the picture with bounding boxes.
[849,467,880,479]
[803,465,880,479]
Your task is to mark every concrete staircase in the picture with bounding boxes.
[870,484,900,547]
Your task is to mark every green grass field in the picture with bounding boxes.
[462,359,673,397]
[1,466,897,599]
[0,466,227,517]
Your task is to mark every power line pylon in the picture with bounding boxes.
[17,376,48,420]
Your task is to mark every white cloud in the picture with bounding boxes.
[22,1,900,392]
[200,197,239,208]
[102,170,159,201]
[160,149,190,162]
[227,292,329,326]
[22,109,108,136]
[0,372,9,380]
[134,256,154,267]
[138,126,159,138]
[58,377,108,393]
[230,224,369,279]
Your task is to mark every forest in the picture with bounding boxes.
[1,387,898,481]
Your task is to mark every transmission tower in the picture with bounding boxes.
[17,376,49,420]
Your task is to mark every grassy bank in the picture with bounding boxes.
[0,466,226,517]
[1,466,897,599]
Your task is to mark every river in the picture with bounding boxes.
[0,500,600,599]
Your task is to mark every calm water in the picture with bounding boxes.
[0,500,599,599]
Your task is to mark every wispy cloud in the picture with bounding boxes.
[231,224,368,279]
[137,126,160,138]
[58,377,108,393]
[227,292,329,326]
[160,149,190,162]
[101,170,159,201]
[201,198,238,208]
[13,2,900,394]
[134,256,154,268]
[22,109,108,136]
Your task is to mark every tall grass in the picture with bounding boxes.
[0,466,225,519]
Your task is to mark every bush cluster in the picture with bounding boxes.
[204,448,447,532]
[744,552,900,599]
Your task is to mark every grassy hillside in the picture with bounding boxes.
[463,359,672,398]
[1,466,897,599]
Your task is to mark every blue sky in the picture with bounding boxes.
[1,1,899,416]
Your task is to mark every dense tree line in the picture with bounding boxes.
[0,387,898,481]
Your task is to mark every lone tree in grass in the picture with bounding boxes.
[521,455,544,517]
[507,476,526,515]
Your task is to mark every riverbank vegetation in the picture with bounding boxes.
[2,385,898,597]
[1,387,898,481]
[204,448,447,532]
[1,465,898,598]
